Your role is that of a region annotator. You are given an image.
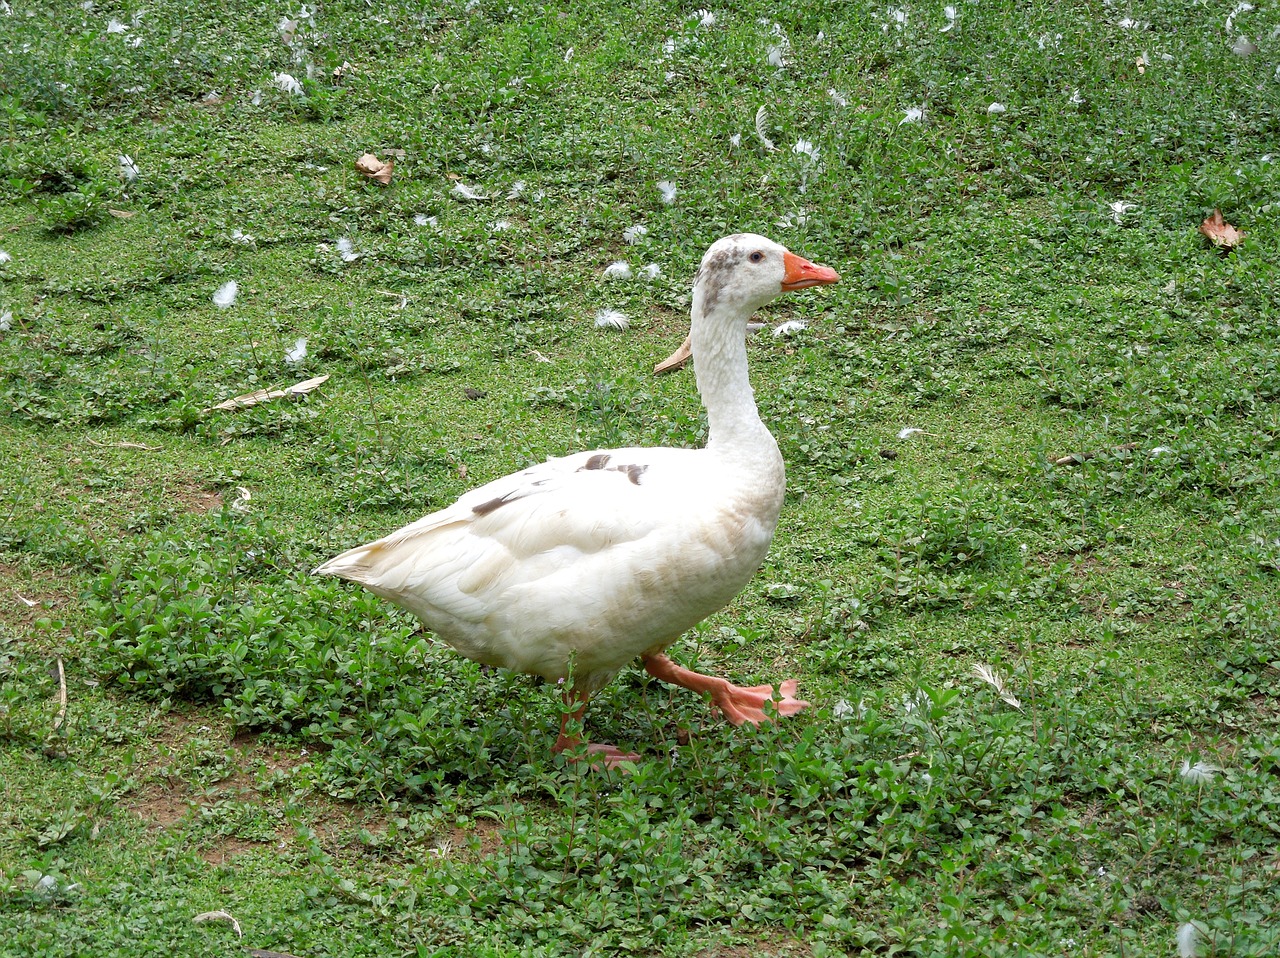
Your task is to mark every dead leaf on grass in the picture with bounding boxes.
[108,209,135,219]
[1199,209,1245,251]
[203,374,329,413]
[355,152,394,185]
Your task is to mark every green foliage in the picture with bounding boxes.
[2,0,1279,955]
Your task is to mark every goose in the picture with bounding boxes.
[314,233,840,766]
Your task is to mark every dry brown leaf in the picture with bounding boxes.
[355,152,394,185]
[203,374,329,413]
[1199,209,1245,250]
[108,209,135,219]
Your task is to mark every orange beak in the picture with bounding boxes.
[782,251,840,291]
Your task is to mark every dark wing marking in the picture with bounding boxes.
[582,453,612,471]
[472,492,522,516]
[614,463,647,485]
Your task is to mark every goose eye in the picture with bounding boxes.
[749,251,764,263]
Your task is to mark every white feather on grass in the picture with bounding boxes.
[506,180,526,200]
[639,263,662,280]
[656,180,678,204]
[1177,922,1204,958]
[1226,2,1254,31]
[1179,760,1220,785]
[451,181,489,201]
[792,139,820,163]
[0,249,11,264]
[212,281,238,309]
[772,320,807,338]
[729,133,742,148]
[987,102,1007,114]
[230,228,255,245]
[766,44,787,67]
[828,89,849,107]
[898,426,925,439]
[106,18,127,33]
[900,106,925,125]
[414,214,437,227]
[940,4,957,32]
[883,7,909,31]
[594,308,629,330]
[754,106,777,151]
[1109,200,1136,224]
[623,224,649,244]
[692,9,716,27]
[273,73,303,94]
[284,337,308,365]
[119,155,139,182]
[336,237,359,262]
[1232,36,1259,56]
[603,261,633,280]
[0,311,12,331]
[972,663,1022,709]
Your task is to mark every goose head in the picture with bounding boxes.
[655,234,839,373]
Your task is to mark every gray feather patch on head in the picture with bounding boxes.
[696,237,749,312]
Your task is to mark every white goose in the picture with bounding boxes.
[315,234,840,766]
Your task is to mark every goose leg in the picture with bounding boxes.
[551,686,640,768]
[642,653,809,726]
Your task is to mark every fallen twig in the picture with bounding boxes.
[203,374,329,413]
[51,657,67,734]
[1051,442,1141,466]
[86,439,159,451]
[193,911,243,938]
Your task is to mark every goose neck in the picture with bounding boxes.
[691,302,773,454]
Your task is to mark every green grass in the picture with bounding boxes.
[2,0,1279,954]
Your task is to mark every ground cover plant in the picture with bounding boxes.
[2,0,1279,954]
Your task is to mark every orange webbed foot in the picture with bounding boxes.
[709,679,809,726]
[642,653,809,727]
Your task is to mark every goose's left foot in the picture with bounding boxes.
[642,653,809,726]
[552,688,639,769]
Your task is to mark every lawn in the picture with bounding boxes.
[1,0,1279,955]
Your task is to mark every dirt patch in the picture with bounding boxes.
[695,936,812,958]
[0,561,76,625]
[446,818,505,859]
[170,480,223,514]
[126,783,192,830]
[199,836,266,865]
[231,729,311,772]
